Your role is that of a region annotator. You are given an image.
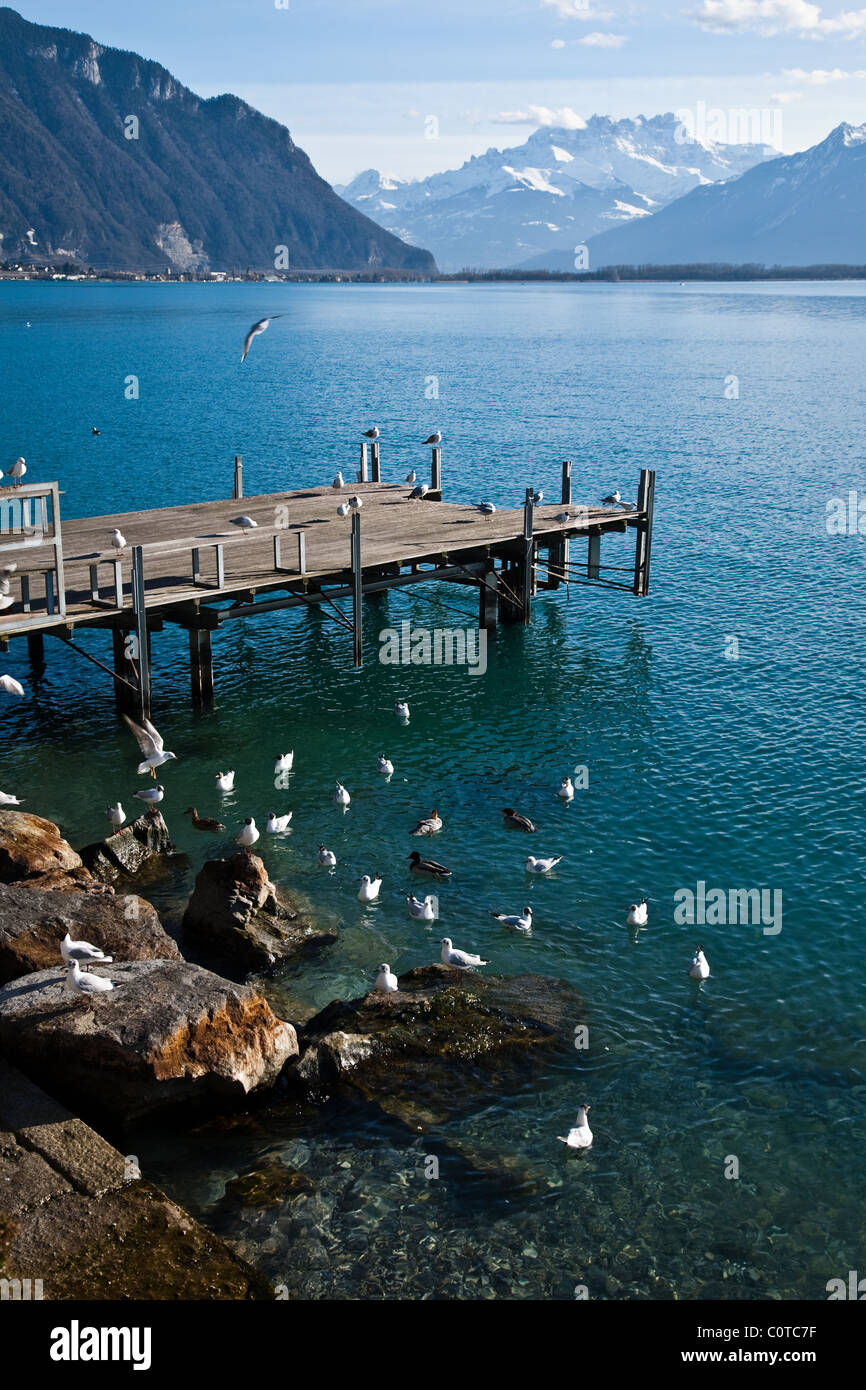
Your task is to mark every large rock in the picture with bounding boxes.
[78,810,176,882]
[296,965,586,1124]
[182,852,337,975]
[0,881,182,985]
[0,810,84,884]
[0,960,298,1121]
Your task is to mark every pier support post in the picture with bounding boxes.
[359,443,369,483]
[233,456,243,500]
[351,511,363,668]
[548,459,572,589]
[518,488,535,625]
[189,628,214,706]
[26,632,45,667]
[633,468,656,597]
[588,530,601,581]
[431,447,442,497]
[371,441,380,483]
[130,545,151,719]
[478,561,498,632]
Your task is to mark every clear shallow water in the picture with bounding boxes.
[1,281,864,1299]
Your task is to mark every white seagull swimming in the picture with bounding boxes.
[558,1103,593,1149]
[423,431,442,445]
[358,873,382,903]
[61,932,113,966]
[407,893,437,921]
[133,785,164,811]
[440,937,489,970]
[394,700,410,720]
[106,801,126,830]
[408,482,429,500]
[317,844,337,868]
[334,781,351,807]
[122,714,178,779]
[111,528,127,551]
[0,675,25,697]
[265,811,293,833]
[274,752,294,774]
[489,905,533,933]
[241,315,284,364]
[377,754,394,775]
[626,899,648,928]
[216,770,236,792]
[689,946,710,980]
[525,855,562,874]
[237,817,260,850]
[375,962,398,994]
[558,776,575,801]
[65,958,115,1004]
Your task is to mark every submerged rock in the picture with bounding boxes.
[78,810,176,882]
[0,809,85,884]
[182,851,337,976]
[0,959,298,1121]
[218,1156,316,1213]
[0,881,182,985]
[296,964,585,1123]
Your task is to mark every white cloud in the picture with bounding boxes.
[491,105,587,128]
[579,31,627,45]
[688,0,866,36]
[782,65,866,80]
[551,38,567,47]
[770,89,804,101]
[541,1,614,20]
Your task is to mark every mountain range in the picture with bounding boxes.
[0,6,433,273]
[336,115,776,272]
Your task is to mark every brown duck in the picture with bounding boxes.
[184,806,225,834]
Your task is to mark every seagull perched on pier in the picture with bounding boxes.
[411,810,442,836]
[275,752,294,774]
[317,844,337,868]
[408,482,429,500]
[241,315,285,363]
[558,1104,593,1149]
[440,937,488,970]
[502,808,536,833]
[333,472,345,490]
[558,776,575,801]
[334,781,351,807]
[61,932,113,966]
[477,502,496,515]
[553,510,575,523]
[65,958,115,1005]
[531,489,544,505]
[5,458,26,486]
[216,770,235,792]
[229,515,258,535]
[237,817,260,850]
[266,811,293,833]
[133,785,164,812]
[601,490,621,506]
[0,790,24,806]
[349,495,363,512]
[525,855,562,874]
[358,873,382,903]
[689,946,710,980]
[362,427,379,441]
[489,905,533,933]
[626,899,648,928]
[407,850,451,878]
[122,714,178,779]
[0,675,25,697]
[377,754,394,775]
[375,962,398,994]
[111,528,127,551]
[405,470,416,484]
[423,431,441,446]
[337,502,350,516]
[0,562,17,591]
[394,700,410,720]
[106,802,126,830]
[407,893,437,921]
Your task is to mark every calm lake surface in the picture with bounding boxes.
[1,280,864,1299]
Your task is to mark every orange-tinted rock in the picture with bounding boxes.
[0,810,83,884]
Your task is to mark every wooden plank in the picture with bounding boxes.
[351,512,362,667]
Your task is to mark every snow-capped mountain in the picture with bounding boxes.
[585,122,866,268]
[336,115,776,271]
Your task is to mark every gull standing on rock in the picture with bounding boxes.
[358,873,382,903]
[106,801,126,830]
[216,770,235,792]
[133,785,164,812]
[237,817,260,851]
[489,906,533,933]
[65,958,115,1006]
[61,932,113,966]
[525,855,562,874]
[122,714,177,779]
[241,315,284,363]
[440,937,488,970]
[0,675,25,697]
[558,1104,593,1149]
[626,899,648,928]
[375,962,398,995]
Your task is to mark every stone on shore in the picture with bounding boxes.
[182,851,337,975]
[0,809,85,885]
[295,964,585,1124]
[0,881,182,985]
[0,959,298,1121]
[78,810,176,883]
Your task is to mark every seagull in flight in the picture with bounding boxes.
[241,315,285,363]
[123,714,178,779]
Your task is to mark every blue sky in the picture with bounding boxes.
[13,1,866,180]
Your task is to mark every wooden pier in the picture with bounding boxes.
[0,457,655,718]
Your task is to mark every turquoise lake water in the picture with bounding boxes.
[1,280,864,1299]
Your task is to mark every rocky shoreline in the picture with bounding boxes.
[0,805,584,1298]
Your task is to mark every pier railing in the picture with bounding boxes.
[0,482,66,628]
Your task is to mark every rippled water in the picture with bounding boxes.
[1,280,864,1299]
